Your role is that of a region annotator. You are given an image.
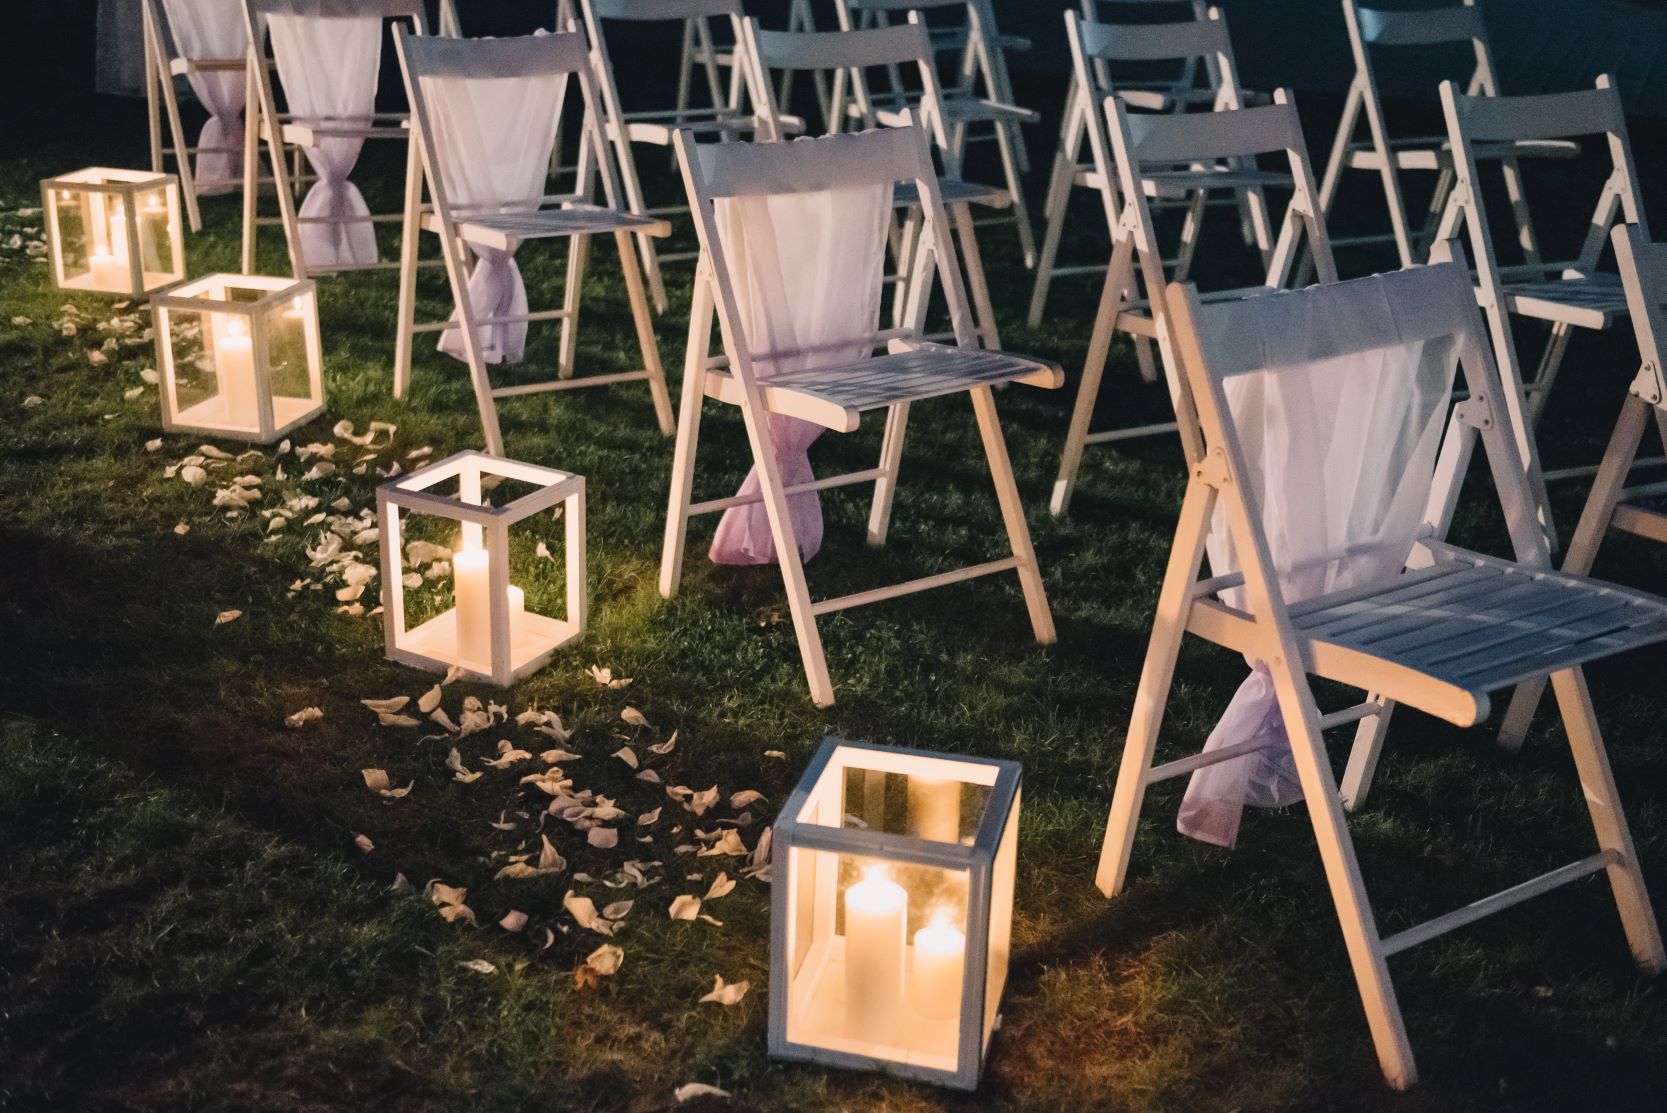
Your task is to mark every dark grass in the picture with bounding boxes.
[4,46,1667,1113]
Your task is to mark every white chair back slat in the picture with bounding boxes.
[1077,10,1230,62]
[688,123,934,200]
[1355,4,1484,47]
[588,0,740,20]
[1449,84,1630,144]
[1123,99,1305,164]
[752,21,924,73]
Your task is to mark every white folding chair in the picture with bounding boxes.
[142,0,253,233]
[1095,257,1667,1090]
[391,28,675,458]
[835,0,1037,269]
[661,126,1061,706]
[1028,5,1253,328]
[673,1,828,137]
[1495,224,1667,748]
[1309,0,1576,278]
[742,18,1006,348]
[240,0,430,280]
[578,0,767,313]
[1050,89,1336,516]
[1433,76,1648,545]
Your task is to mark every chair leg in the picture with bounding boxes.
[1527,321,1575,424]
[890,208,923,332]
[393,139,424,400]
[1027,105,1082,328]
[866,401,911,546]
[969,385,1054,644]
[1340,695,1395,811]
[953,202,1001,350]
[992,116,1037,269]
[611,132,667,313]
[1050,243,1127,516]
[659,265,715,598]
[241,65,260,274]
[1499,393,1651,750]
[1549,666,1667,973]
[615,230,675,436]
[558,232,590,379]
[1134,336,1159,384]
[1096,477,1215,897]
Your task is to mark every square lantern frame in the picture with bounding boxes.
[377,450,586,688]
[769,737,1022,1091]
[151,273,326,443]
[41,167,185,296]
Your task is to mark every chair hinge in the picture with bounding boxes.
[1455,396,1493,430]
[1632,363,1663,406]
[1193,447,1232,488]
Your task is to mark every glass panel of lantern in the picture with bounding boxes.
[41,168,184,296]
[769,737,1020,1090]
[151,274,325,443]
[376,451,586,688]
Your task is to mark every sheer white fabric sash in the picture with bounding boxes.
[418,63,564,365]
[707,179,893,565]
[266,8,381,268]
[1179,274,1461,848]
[161,0,248,189]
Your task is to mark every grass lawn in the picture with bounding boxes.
[3,63,1667,1112]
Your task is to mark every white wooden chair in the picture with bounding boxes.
[390,28,674,458]
[239,0,430,280]
[1050,88,1336,516]
[741,17,1006,348]
[142,0,252,233]
[1433,76,1648,546]
[1309,0,1576,278]
[577,0,767,314]
[661,126,1061,706]
[1494,225,1667,749]
[673,0,829,138]
[1095,257,1667,1090]
[1028,5,1252,328]
[835,0,1037,269]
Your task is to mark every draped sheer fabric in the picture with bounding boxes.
[266,7,382,268]
[707,180,893,564]
[1178,297,1460,848]
[161,0,248,190]
[418,61,564,364]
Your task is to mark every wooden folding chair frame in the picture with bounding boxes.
[1310,0,1562,276]
[660,126,1059,706]
[741,17,1006,349]
[1433,75,1649,547]
[578,0,767,314]
[1029,0,1245,327]
[142,0,247,233]
[239,0,432,280]
[835,0,1038,269]
[390,27,675,458]
[1095,256,1667,1089]
[1050,88,1337,516]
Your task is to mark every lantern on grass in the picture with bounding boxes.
[769,737,1020,1090]
[41,168,184,296]
[377,450,585,687]
[152,274,325,443]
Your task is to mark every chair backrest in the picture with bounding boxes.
[156,0,247,63]
[742,19,956,159]
[579,0,753,119]
[1614,224,1667,409]
[396,29,619,217]
[675,126,980,387]
[1343,0,1497,104]
[1068,6,1243,146]
[1166,259,1549,609]
[244,0,428,121]
[1106,91,1337,298]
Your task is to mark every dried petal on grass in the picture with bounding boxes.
[649,732,678,755]
[612,746,638,769]
[458,959,496,975]
[563,891,616,936]
[284,706,323,729]
[361,768,413,800]
[447,748,482,784]
[669,894,701,921]
[704,872,736,900]
[675,1083,731,1103]
[214,609,242,627]
[729,790,766,810]
[699,975,750,1006]
[687,785,719,816]
[353,833,375,854]
[588,827,618,850]
[417,684,443,713]
[637,807,661,826]
[586,943,624,976]
[362,696,411,714]
[698,830,748,857]
[587,665,631,689]
[620,707,649,729]
[499,910,528,933]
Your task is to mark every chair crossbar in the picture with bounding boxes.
[689,467,886,516]
[810,557,1019,616]
[1084,420,1181,445]
[489,369,653,399]
[1380,851,1619,956]
[411,308,575,335]
[1543,456,1666,483]
[1612,502,1667,543]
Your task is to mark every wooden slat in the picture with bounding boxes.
[1294,565,1495,636]
[1326,569,1536,647]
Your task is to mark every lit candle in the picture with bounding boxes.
[88,252,126,291]
[211,314,259,427]
[844,867,907,1042]
[453,544,492,670]
[911,913,966,1020]
[909,776,960,842]
[507,584,526,648]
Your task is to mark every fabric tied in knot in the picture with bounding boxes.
[439,245,528,365]
[296,133,378,269]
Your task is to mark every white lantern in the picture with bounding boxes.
[769,737,1020,1090]
[152,274,325,443]
[376,451,586,687]
[41,167,185,296]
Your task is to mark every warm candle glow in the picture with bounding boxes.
[210,313,258,427]
[844,866,907,1042]
[909,776,960,842]
[453,543,492,670]
[911,909,966,1020]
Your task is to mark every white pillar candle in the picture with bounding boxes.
[210,314,259,428]
[88,252,126,291]
[911,917,966,1020]
[507,584,525,650]
[453,545,492,670]
[909,776,961,843]
[844,869,907,1043]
